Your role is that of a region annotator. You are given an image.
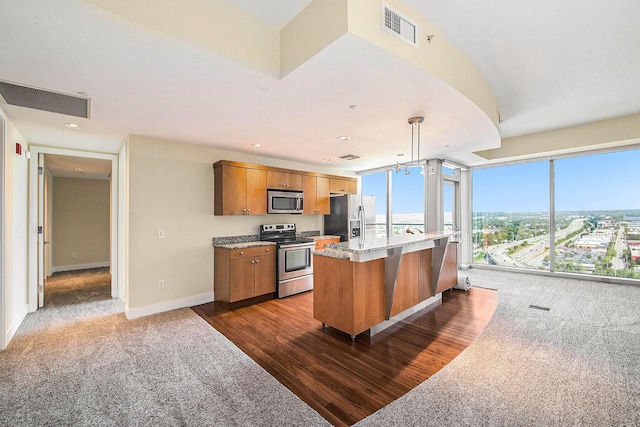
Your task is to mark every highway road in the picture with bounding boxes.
[486,218,586,268]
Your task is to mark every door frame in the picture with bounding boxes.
[0,116,6,349]
[28,146,121,311]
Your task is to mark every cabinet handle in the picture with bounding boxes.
[247,209,250,214]
[255,259,259,263]
[265,248,270,252]
[251,260,255,264]
[240,251,244,255]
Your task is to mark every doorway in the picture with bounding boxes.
[28,146,121,312]
[40,154,112,307]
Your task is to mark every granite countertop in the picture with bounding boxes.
[310,235,340,241]
[214,241,276,250]
[313,231,455,262]
[312,247,351,259]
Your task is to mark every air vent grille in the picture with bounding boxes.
[383,4,417,47]
[0,80,90,119]
[339,154,360,161]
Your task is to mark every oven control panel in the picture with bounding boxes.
[261,223,295,232]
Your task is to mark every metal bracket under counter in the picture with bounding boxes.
[383,235,450,320]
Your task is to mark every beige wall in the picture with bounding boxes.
[126,135,355,311]
[52,177,111,270]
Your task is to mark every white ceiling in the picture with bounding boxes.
[1,0,639,174]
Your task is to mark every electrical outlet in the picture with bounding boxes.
[158,280,165,290]
[71,252,77,259]
[157,230,165,239]
[249,225,257,234]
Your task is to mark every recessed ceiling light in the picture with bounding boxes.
[336,136,349,142]
[444,144,451,148]
[322,158,332,162]
[252,143,262,148]
[349,105,357,110]
[65,123,82,129]
[397,153,404,157]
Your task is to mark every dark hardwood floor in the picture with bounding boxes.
[192,287,498,426]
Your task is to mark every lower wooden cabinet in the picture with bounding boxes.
[214,245,276,302]
[313,255,385,338]
[314,237,340,250]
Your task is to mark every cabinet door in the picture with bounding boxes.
[254,254,276,296]
[246,168,267,215]
[267,171,302,191]
[302,175,318,214]
[316,176,330,214]
[342,179,357,194]
[330,178,357,194]
[219,165,247,215]
[266,171,285,189]
[229,258,256,302]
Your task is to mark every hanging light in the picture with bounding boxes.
[395,116,425,174]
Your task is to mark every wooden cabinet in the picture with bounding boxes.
[313,255,385,338]
[214,245,276,302]
[213,164,266,215]
[314,237,340,250]
[266,171,302,191]
[302,175,330,214]
[329,177,357,194]
[313,244,457,338]
[213,160,356,216]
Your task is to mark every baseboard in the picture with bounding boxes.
[51,262,110,274]
[4,304,28,350]
[125,292,214,320]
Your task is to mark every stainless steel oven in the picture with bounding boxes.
[260,223,314,298]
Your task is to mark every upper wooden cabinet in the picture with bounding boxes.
[213,160,357,215]
[213,164,267,215]
[330,178,357,194]
[302,175,330,214]
[266,171,302,191]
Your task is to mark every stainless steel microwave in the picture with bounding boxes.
[268,190,304,214]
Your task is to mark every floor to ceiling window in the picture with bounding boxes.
[391,166,425,235]
[554,150,640,279]
[361,171,388,238]
[473,147,640,281]
[472,161,550,270]
[361,165,426,238]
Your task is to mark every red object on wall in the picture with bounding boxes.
[15,142,22,155]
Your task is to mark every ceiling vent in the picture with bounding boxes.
[0,80,90,119]
[339,154,361,161]
[382,3,418,47]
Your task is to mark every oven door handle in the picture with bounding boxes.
[280,242,314,249]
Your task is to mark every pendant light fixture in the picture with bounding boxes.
[395,116,424,174]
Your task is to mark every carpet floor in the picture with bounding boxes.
[2,268,639,426]
[356,268,640,426]
[0,269,328,426]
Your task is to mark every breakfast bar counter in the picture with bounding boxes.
[312,232,458,340]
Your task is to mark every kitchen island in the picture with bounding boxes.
[313,232,458,340]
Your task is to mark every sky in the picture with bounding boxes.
[474,149,640,212]
[361,148,640,214]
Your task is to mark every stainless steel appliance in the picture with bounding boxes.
[267,190,304,214]
[323,194,376,244]
[259,223,314,298]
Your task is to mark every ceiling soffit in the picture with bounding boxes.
[80,0,499,142]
